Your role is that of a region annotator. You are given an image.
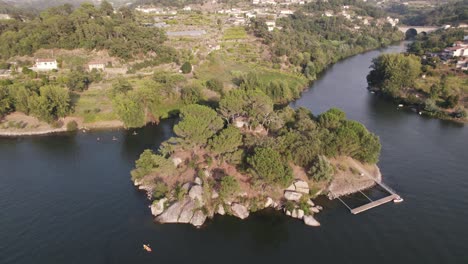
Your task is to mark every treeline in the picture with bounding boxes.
[250,8,403,80]
[392,0,468,26]
[0,79,71,124]
[367,53,467,119]
[0,1,173,60]
[303,0,387,18]
[133,89,381,187]
[408,28,465,55]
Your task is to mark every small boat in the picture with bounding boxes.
[419,111,422,115]
[112,136,117,141]
[132,131,138,136]
[97,137,100,141]
[143,244,152,252]
[398,104,404,108]
[393,196,404,203]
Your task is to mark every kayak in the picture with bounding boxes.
[143,244,152,252]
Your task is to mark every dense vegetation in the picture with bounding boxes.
[408,28,466,55]
[367,29,468,121]
[133,89,382,187]
[0,1,173,60]
[387,0,468,26]
[251,0,404,81]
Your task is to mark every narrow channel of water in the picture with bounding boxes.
[1,42,467,263]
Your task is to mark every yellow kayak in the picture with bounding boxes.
[143,244,152,252]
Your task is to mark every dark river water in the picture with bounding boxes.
[2,42,468,264]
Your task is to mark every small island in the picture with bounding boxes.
[367,27,468,122]
[131,90,382,227]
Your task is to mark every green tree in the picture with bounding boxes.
[0,86,12,117]
[219,175,240,199]
[29,85,71,123]
[113,92,145,128]
[206,78,224,94]
[307,155,334,182]
[209,126,243,156]
[111,78,133,96]
[248,147,293,186]
[174,104,224,147]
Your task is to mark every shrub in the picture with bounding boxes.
[219,175,240,199]
[181,62,192,74]
[307,155,334,182]
[152,181,168,199]
[66,121,78,131]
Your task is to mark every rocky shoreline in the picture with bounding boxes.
[134,160,381,228]
[135,177,323,228]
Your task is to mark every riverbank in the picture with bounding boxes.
[0,112,124,137]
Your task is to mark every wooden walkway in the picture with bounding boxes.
[350,194,399,214]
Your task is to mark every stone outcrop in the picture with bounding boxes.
[188,185,204,205]
[294,180,310,194]
[231,203,249,219]
[284,191,303,201]
[217,204,225,215]
[303,215,320,227]
[265,197,274,208]
[156,198,189,223]
[190,210,207,227]
[178,200,196,223]
[151,198,167,216]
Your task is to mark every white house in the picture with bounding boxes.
[266,21,276,31]
[35,59,58,71]
[88,61,106,71]
[0,14,12,20]
[444,46,466,57]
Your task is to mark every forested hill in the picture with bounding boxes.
[250,0,404,81]
[0,1,173,60]
[392,0,468,26]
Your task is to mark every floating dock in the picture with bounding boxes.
[332,173,402,215]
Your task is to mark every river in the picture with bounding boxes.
[1,42,468,263]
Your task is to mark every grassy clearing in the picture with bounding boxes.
[72,88,118,123]
[223,27,248,40]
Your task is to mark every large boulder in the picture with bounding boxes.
[217,204,225,215]
[178,200,196,223]
[294,180,310,194]
[265,197,274,208]
[172,157,183,167]
[151,198,167,216]
[292,209,298,218]
[190,210,207,227]
[188,185,204,205]
[284,191,302,201]
[297,209,305,219]
[156,198,189,223]
[231,203,249,219]
[303,215,320,227]
[194,177,202,185]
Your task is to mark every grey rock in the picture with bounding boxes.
[150,198,167,216]
[190,210,207,227]
[303,215,320,227]
[292,209,298,218]
[307,200,315,206]
[284,191,303,201]
[194,177,202,185]
[310,207,320,213]
[264,197,274,208]
[178,200,196,223]
[294,180,310,194]
[297,209,305,219]
[217,204,225,215]
[231,203,249,219]
[188,185,204,205]
[156,198,189,223]
[211,190,219,199]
